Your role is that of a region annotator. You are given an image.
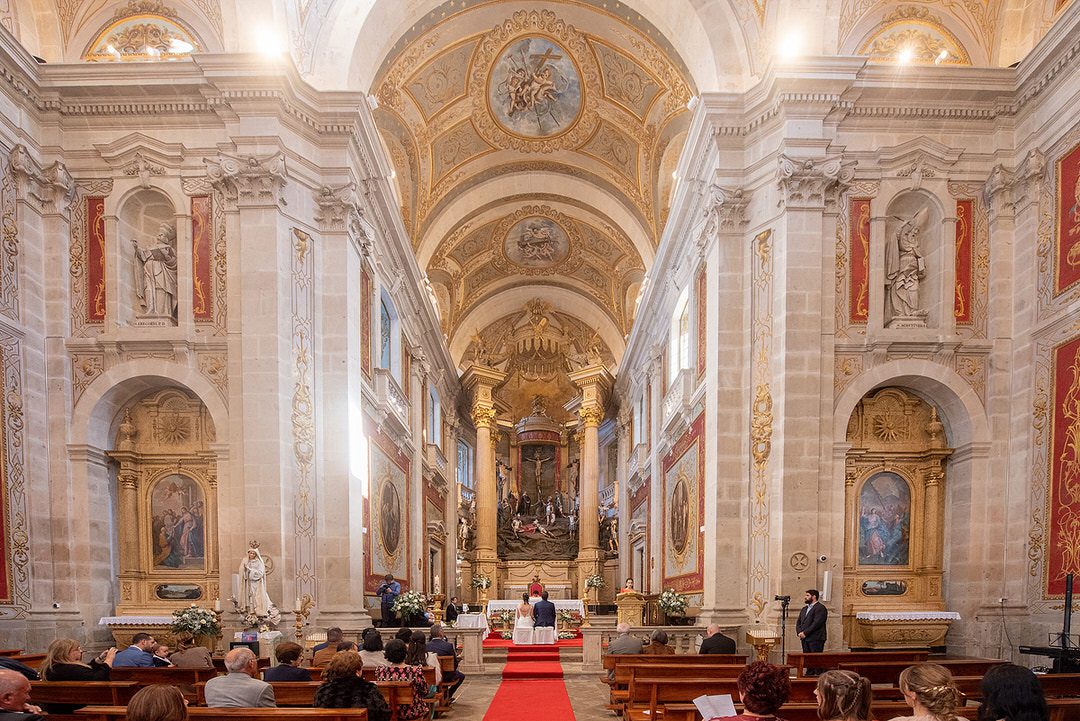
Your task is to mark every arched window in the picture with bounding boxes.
[668,286,691,386]
[379,291,402,382]
[84,14,201,62]
[427,385,442,448]
[456,440,474,491]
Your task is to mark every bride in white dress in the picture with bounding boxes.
[511,592,535,645]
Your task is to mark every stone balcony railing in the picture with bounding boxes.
[373,367,409,436]
[423,442,449,493]
[581,624,715,670]
[627,442,649,483]
[661,368,695,437]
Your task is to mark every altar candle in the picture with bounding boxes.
[434,574,441,595]
[214,598,221,612]
[295,597,301,611]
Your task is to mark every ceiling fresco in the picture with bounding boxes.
[371,1,694,363]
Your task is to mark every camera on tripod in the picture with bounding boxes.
[774,594,791,602]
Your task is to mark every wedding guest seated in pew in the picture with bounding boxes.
[977,664,1049,721]
[204,647,276,708]
[264,642,311,682]
[152,644,174,667]
[889,664,964,721]
[700,624,738,655]
[815,670,872,721]
[606,623,644,681]
[0,658,36,682]
[313,650,390,721]
[40,638,118,713]
[727,662,791,721]
[375,640,434,721]
[426,625,464,699]
[126,684,189,721]
[359,630,390,669]
[168,635,213,669]
[114,633,157,668]
[0,669,44,721]
[644,630,675,656]
[316,641,358,669]
[313,628,343,656]
[405,631,441,685]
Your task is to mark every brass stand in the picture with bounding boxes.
[430,593,445,625]
[293,594,314,645]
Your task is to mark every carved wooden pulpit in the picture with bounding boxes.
[615,590,646,626]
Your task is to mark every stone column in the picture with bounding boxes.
[460,365,506,584]
[569,365,613,579]
[615,409,631,583]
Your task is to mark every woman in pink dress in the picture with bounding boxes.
[374,639,433,721]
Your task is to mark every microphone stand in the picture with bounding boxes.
[778,598,791,665]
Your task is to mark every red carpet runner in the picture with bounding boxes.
[482,644,576,720]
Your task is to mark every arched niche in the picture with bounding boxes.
[842,387,953,648]
[106,387,219,614]
[117,187,178,326]
[883,190,944,330]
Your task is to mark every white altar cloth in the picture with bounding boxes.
[855,611,960,621]
[455,613,489,630]
[99,616,174,625]
[485,599,585,616]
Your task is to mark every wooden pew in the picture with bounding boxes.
[196,681,321,707]
[603,653,747,672]
[787,651,929,677]
[837,659,1006,684]
[212,656,271,672]
[609,663,753,709]
[31,681,141,708]
[435,655,456,712]
[0,649,23,657]
[622,674,903,710]
[110,666,220,684]
[10,653,46,670]
[659,701,981,721]
[75,707,368,721]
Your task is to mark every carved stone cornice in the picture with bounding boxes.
[203,152,287,206]
[983,164,1014,221]
[314,181,364,234]
[775,153,856,211]
[123,152,167,189]
[9,145,76,213]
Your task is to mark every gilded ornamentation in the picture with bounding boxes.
[291,228,317,601]
[590,40,661,120]
[405,40,476,120]
[67,179,114,339]
[579,406,605,427]
[471,404,498,428]
[84,18,198,62]
[155,412,191,444]
[431,121,493,185]
[862,25,970,66]
[111,0,178,19]
[0,151,17,324]
[0,328,30,615]
[749,229,774,620]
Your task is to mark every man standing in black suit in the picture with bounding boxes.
[533,591,557,629]
[796,589,827,654]
[698,624,737,654]
[444,596,461,624]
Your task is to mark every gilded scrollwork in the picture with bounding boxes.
[749,229,774,620]
[291,229,317,601]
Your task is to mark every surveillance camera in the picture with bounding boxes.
[52,602,60,609]
[817,554,828,563]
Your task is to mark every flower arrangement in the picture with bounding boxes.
[392,590,428,619]
[658,588,688,616]
[471,574,492,590]
[584,574,606,590]
[557,610,576,624]
[558,630,578,639]
[170,604,221,637]
[498,610,514,639]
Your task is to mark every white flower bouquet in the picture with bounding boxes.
[170,604,221,637]
[658,588,688,616]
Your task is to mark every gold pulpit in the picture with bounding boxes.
[615,590,646,626]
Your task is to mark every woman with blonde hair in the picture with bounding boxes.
[126,684,188,721]
[890,663,964,721]
[815,670,872,721]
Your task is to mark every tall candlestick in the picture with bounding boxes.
[214,598,221,612]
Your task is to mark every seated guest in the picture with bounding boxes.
[888,663,963,721]
[730,661,790,721]
[700,624,737,654]
[113,632,157,667]
[644,629,675,655]
[815,670,872,721]
[168,634,213,669]
[359,630,390,668]
[314,638,355,668]
[977,664,1049,721]
[126,684,189,721]
[374,640,433,721]
[0,658,37,682]
[312,627,342,656]
[0,669,44,721]
[405,630,441,684]
[203,647,276,708]
[263,641,310,682]
[395,627,413,643]
[426,625,464,699]
[313,650,391,721]
[40,639,116,714]
[444,597,461,624]
[151,644,174,667]
[605,622,643,681]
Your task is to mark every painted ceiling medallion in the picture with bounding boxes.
[504,216,570,268]
[487,36,582,139]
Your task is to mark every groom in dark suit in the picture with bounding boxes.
[533,590,557,629]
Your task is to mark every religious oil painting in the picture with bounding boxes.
[662,412,704,592]
[504,216,569,268]
[155,583,203,601]
[378,478,402,558]
[1056,141,1080,295]
[857,472,911,566]
[488,36,582,138]
[150,474,206,570]
[1048,334,1080,596]
[669,470,690,556]
[861,580,908,596]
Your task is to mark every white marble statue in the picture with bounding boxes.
[132,223,178,319]
[885,208,930,325]
[237,545,274,620]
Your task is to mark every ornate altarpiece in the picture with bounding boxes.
[107,389,220,614]
[843,388,953,647]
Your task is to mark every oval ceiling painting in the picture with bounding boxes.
[504,216,570,268]
[488,36,582,138]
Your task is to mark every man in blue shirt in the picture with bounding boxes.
[112,632,156,667]
[376,574,401,627]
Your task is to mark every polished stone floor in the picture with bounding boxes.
[449,672,611,720]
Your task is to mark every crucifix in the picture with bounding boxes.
[530,47,562,71]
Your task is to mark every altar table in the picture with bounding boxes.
[455,613,489,631]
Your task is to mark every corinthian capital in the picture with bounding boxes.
[314,182,365,233]
[696,184,750,257]
[204,152,287,206]
[9,145,76,213]
[579,405,605,428]
[983,164,1014,221]
[776,153,856,210]
[471,403,497,429]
